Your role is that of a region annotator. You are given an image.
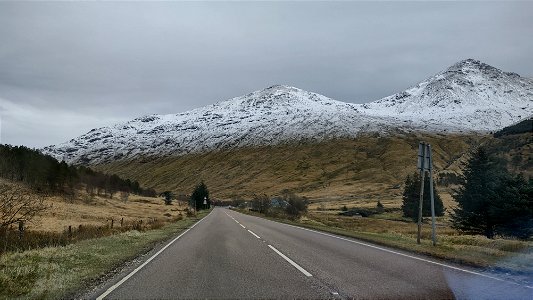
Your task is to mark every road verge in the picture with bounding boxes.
[0,210,211,299]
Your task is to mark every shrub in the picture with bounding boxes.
[160,191,174,205]
[251,194,271,214]
[284,193,308,217]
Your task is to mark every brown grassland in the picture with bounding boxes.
[95,132,486,200]
[32,192,187,233]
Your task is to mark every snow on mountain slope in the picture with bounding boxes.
[43,85,403,164]
[43,59,533,165]
[358,59,533,130]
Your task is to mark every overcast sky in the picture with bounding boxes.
[1,1,532,148]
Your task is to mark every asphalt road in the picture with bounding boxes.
[96,207,532,299]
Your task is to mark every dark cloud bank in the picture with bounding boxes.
[0,1,532,147]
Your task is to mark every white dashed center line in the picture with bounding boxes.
[268,245,313,277]
[247,230,261,239]
[227,211,312,278]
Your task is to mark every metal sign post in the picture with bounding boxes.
[416,142,437,246]
[417,142,426,245]
[427,144,437,246]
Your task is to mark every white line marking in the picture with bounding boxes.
[233,210,533,289]
[96,210,214,300]
[247,230,261,239]
[268,244,312,277]
[240,224,246,229]
[281,223,525,285]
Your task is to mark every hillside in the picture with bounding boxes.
[42,85,404,165]
[494,116,532,137]
[488,119,533,177]
[42,59,533,165]
[94,133,485,200]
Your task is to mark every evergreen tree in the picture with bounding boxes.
[451,148,500,238]
[401,172,445,221]
[451,147,533,239]
[489,175,533,239]
[190,181,210,210]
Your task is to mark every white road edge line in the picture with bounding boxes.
[240,224,246,229]
[245,213,532,289]
[247,229,261,239]
[268,244,312,277]
[96,210,214,300]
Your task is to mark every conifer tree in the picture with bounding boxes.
[451,148,500,238]
[401,172,445,221]
[190,181,210,210]
[451,147,533,239]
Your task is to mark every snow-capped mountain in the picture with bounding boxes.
[359,59,533,130]
[43,85,404,164]
[43,59,533,165]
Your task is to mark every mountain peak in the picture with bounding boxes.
[227,84,337,108]
[360,59,533,130]
[453,58,480,66]
[263,84,298,91]
[43,83,386,164]
[254,85,305,97]
[445,58,500,75]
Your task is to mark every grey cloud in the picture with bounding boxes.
[0,1,532,147]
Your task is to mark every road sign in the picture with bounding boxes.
[417,142,437,246]
[417,142,430,171]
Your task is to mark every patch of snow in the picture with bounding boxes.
[42,60,533,165]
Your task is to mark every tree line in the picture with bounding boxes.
[0,144,156,197]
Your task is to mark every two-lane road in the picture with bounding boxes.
[96,208,532,299]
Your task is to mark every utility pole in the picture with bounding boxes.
[417,142,426,244]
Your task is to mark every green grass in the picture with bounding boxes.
[238,209,533,275]
[0,210,210,300]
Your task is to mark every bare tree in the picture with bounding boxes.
[1,184,48,249]
[251,194,271,214]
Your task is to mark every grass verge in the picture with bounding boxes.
[0,210,210,300]
[236,209,533,277]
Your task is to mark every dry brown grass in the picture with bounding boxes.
[0,210,209,299]
[31,192,187,233]
[95,133,486,200]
